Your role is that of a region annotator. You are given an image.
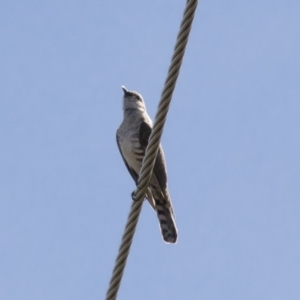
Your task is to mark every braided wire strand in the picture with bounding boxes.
[105,1,198,299]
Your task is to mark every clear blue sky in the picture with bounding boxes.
[1,1,300,299]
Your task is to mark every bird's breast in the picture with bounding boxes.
[120,134,144,174]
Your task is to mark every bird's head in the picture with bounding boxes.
[121,86,146,112]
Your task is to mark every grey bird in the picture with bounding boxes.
[116,86,178,244]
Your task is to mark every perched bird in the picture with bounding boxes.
[116,86,178,243]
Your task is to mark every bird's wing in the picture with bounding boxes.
[116,132,139,184]
[139,121,168,191]
[139,121,176,236]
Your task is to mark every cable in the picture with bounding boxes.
[105,1,198,299]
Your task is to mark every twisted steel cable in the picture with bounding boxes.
[105,1,198,299]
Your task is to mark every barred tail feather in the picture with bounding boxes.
[155,199,178,244]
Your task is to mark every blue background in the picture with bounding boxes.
[1,1,299,299]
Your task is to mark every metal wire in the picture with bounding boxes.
[105,1,198,299]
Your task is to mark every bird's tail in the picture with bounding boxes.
[155,198,178,244]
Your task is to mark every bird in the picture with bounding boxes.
[116,86,178,244]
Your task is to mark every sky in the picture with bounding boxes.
[1,1,300,299]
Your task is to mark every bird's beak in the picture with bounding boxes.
[121,86,130,96]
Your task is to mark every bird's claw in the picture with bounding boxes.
[131,191,137,201]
